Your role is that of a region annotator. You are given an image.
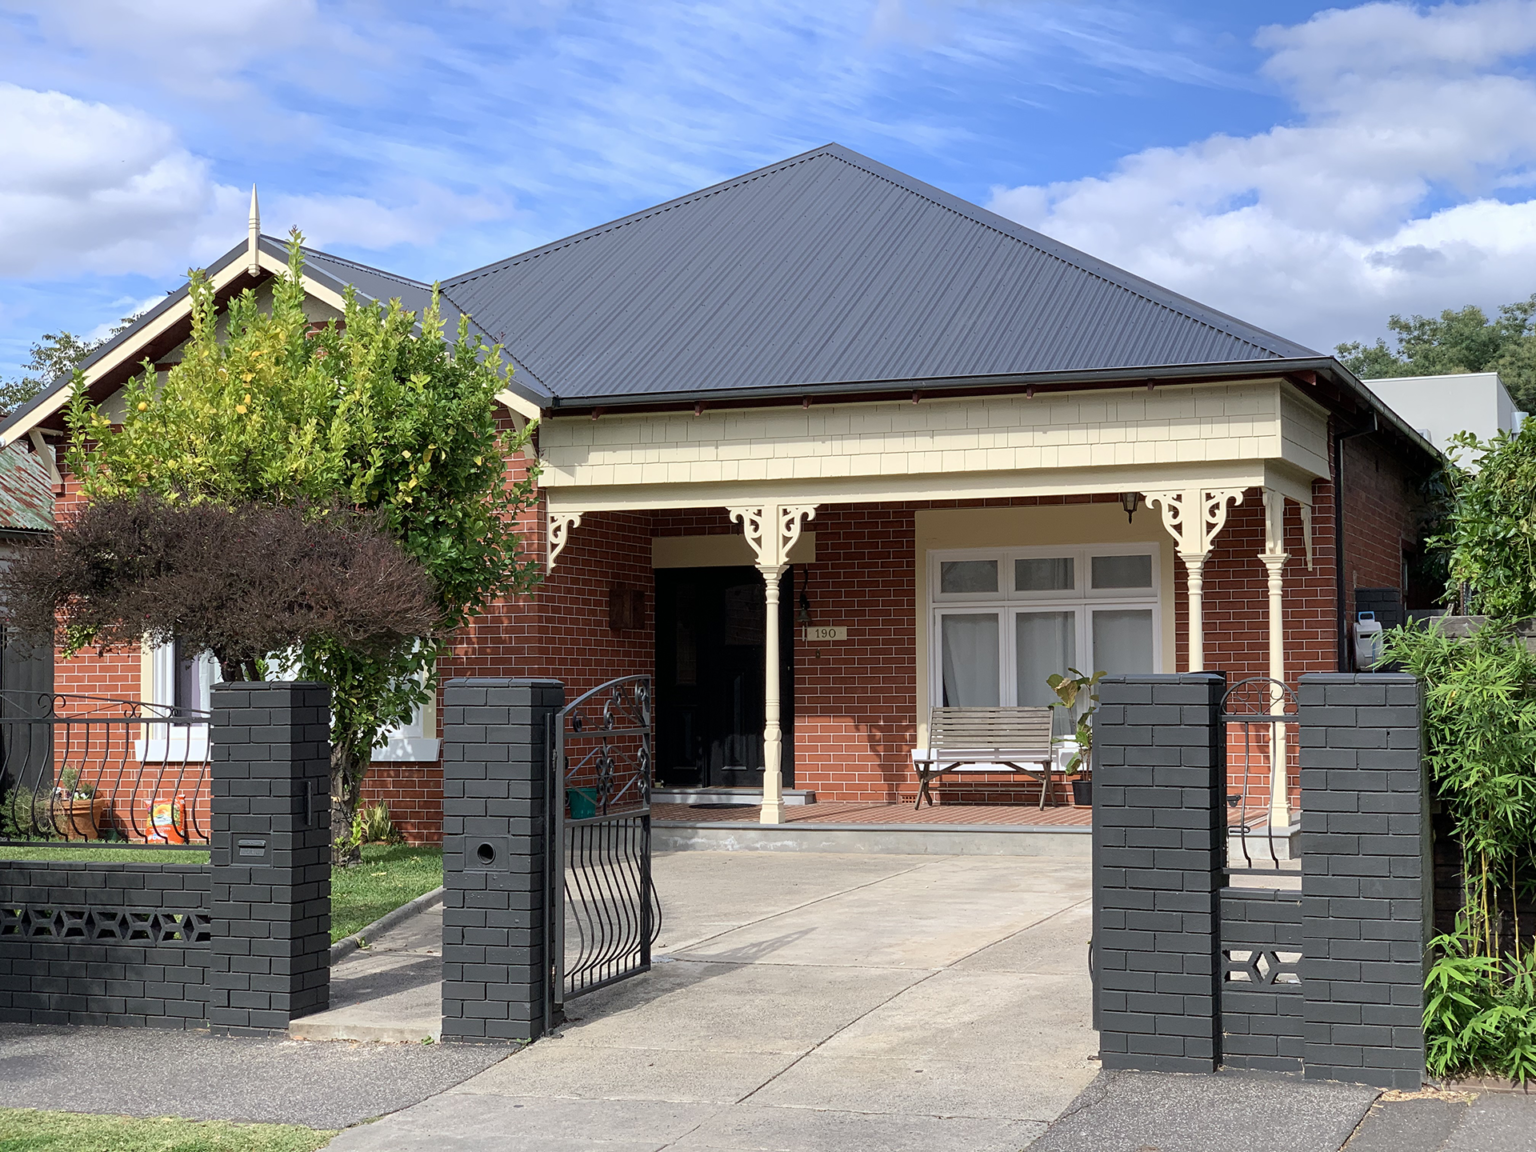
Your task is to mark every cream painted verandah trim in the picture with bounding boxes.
[542,461,1274,516]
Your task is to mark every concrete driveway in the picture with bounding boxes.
[328,849,1094,1152]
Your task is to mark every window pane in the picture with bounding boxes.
[940,560,998,594]
[940,613,1000,707]
[1015,557,1074,592]
[1093,609,1155,674]
[1016,611,1078,737]
[1091,553,1153,590]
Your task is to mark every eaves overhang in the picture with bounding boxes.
[539,355,1440,470]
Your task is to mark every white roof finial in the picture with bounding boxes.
[247,185,261,275]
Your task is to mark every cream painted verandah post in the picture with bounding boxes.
[1142,488,1245,673]
[728,504,817,825]
[1261,488,1292,831]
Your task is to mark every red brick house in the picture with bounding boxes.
[1,145,1439,843]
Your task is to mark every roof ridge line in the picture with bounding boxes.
[289,239,434,290]
[443,145,842,288]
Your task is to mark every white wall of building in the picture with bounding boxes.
[1365,372,1522,461]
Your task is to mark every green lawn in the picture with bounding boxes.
[0,1109,335,1152]
[330,844,443,943]
[0,846,209,864]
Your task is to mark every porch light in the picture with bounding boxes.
[1120,492,1141,523]
[798,588,812,627]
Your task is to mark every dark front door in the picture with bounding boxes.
[655,566,794,789]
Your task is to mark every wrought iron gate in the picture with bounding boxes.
[547,675,660,1027]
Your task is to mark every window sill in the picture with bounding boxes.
[371,736,441,763]
[135,726,210,762]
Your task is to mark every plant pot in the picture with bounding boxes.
[53,797,108,841]
[1071,778,1093,807]
[567,787,599,820]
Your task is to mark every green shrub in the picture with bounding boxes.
[1387,621,1536,1082]
[0,783,48,841]
[1425,911,1536,1081]
[349,800,403,848]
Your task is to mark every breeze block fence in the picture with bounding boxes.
[1093,672,1430,1090]
[0,682,331,1032]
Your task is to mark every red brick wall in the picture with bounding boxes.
[359,765,443,846]
[1341,430,1424,619]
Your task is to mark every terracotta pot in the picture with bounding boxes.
[53,796,108,841]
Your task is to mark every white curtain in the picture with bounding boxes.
[1092,609,1155,674]
[940,613,1000,707]
[1016,610,1077,735]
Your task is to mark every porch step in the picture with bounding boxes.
[651,786,817,807]
[654,820,1089,856]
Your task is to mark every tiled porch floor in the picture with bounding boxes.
[652,800,1094,826]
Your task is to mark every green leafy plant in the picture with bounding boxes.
[1432,419,1536,619]
[1387,621,1536,1081]
[54,768,94,799]
[1425,911,1536,1081]
[59,232,542,861]
[1046,668,1105,774]
[349,801,403,848]
[0,783,47,841]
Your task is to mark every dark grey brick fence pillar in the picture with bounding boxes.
[440,677,564,1043]
[207,682,331,1035]
[1299,673,1429,1089]
[1093,673,1226,1073]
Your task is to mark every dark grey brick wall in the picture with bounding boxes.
[1093,673,1226,1073]
[0,861,211,1028]
[1299,673,1429,1090]
[440,678,563,1044]
[1220,887,1304,1072]
[208,682,332,1035]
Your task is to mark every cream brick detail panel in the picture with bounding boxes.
[539,380,1308,491]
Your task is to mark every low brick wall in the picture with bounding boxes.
[0,861,212,1028]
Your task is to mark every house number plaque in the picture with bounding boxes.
[803,626,847,642]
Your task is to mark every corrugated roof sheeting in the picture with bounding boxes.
[443,145,1317,403]
[0,444,53,533]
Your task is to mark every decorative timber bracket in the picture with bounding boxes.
[547,512,583,572]
[1143,487,1245,672]
[727,504,817,579]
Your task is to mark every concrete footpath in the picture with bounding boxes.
[1022,1069,1536,1152]
[327,849,1097,1152]
[0,1022,502,1129]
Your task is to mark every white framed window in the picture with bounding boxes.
[372,691,439,762]
[141,641,218,760]
[930,545,1161,728]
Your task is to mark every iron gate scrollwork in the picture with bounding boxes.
[547,674,661,1028]
[1220,677,1300,874]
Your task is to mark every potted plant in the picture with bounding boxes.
[51,768,108,841]
[1047,668,1104,806]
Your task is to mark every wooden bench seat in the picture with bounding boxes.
[912,706,1056,810]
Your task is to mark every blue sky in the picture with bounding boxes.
[3,0,1536,379]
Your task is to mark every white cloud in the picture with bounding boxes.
[986,0,1536,351]
[0,80,511,280]
[0,83,233,277]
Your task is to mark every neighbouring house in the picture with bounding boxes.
[0,442,55,709]
[1364,371,1524,461]
[0,144,1443,842]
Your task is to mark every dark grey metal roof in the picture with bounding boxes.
[440,143,1319,407]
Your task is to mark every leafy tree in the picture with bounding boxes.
[1430,419,1536,619]
[1337,296,1536,412]
[65,233,541,858]
[1,315,144,416]
[2,495,439,682]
